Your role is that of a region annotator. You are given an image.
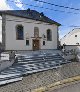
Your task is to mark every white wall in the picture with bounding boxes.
[61,29,80,45]
[4,15,58,50]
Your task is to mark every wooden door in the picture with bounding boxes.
[33,40,39,50]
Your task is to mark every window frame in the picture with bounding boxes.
[34,27,39,38]
[16,24,24,40]
[26,40,29,46]
[46,29,52,41]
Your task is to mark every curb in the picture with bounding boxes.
[32,75,80,92]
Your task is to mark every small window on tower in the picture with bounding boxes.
[75,35,77,37]
[26,40,29,45]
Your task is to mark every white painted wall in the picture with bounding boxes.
[61,29,80,45]
[4,15,58,50]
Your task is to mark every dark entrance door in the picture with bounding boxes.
[33,39,39,50]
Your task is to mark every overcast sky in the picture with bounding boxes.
[0,0,80,42]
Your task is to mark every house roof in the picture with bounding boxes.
[0,9,61,26]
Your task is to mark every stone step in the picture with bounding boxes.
[18,55,62,58]
[0,52,67,86]
[17,54,62,59]
[15,59,65,65]
[17,58,64,64]
[17,55,63,60]
[13,60,69,70]
[22,56,62,59]
[0,74,21,81]
[1,62,61,76]
[0,76,22,86]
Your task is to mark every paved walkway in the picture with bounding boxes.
[0,51,66,86]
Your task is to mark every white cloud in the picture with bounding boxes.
[14,0,24,10]
[0,0,12,10]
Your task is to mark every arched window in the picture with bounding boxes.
[16,25,24,40]
[47,29,52,41]
[34,27,39,37]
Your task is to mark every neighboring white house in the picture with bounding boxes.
[0,9,60,51]
[60,28,80,45]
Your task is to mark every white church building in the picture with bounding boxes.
[0,9,60,51]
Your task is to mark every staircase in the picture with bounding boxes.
[0,51,71,86]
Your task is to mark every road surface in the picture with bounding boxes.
[49,82,80,92]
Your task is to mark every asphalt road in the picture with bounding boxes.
[49,82,80,92]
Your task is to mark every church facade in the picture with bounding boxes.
[0,9,60,51]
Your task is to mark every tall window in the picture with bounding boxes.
[34,27,39,37]
[47,29,52,41]
[16,25,24,40]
